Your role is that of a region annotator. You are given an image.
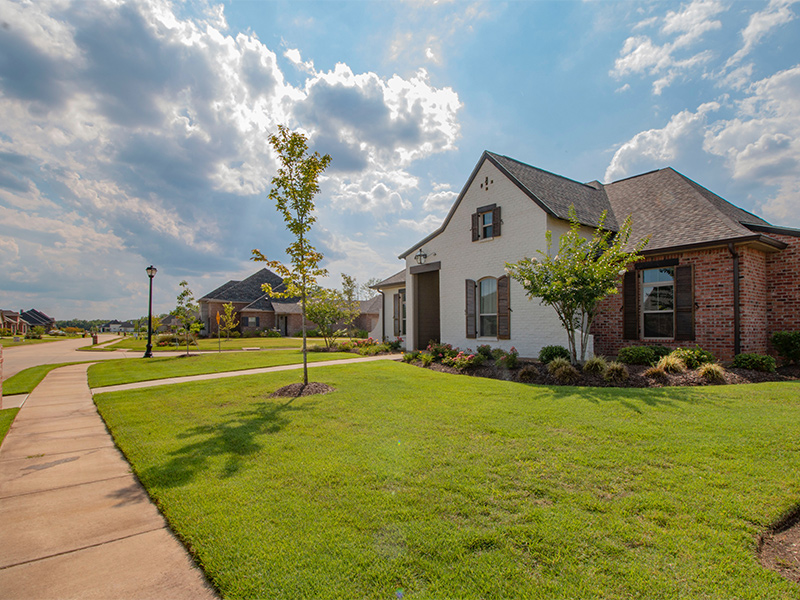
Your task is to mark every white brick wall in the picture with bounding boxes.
[402,159,593,359]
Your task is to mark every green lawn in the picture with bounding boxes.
[87,350,355,388]
[94,362,800,599]
[103,336,327,352]
[0,407,19,446]
[3,362,90,395]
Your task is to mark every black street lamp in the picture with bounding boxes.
[143,265,157,358]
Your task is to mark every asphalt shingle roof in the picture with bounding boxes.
[199,269,285,304]
[373,270,405,288]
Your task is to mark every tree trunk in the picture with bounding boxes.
[301,293,308,386]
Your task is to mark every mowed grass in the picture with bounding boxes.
[0,408,19,445]
[94,362,800,599]
[87,350,356,388]
[104,336,326,352]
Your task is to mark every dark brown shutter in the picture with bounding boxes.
[623,270,638,340]
[393,293,401,337]
[471,212,479,241]
[492,206,501,237]
[497,275,510,339]
[466,279,477,338]
[675,264,695,341]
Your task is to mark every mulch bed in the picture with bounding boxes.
[269,382,335,398]
[416,359,800,388]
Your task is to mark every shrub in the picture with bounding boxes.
[547,357,572,375]
[495,347,519,369]
[351,329,369,339]
[427,341,458,362]
[25,325,45,340]
[731,353,776,372]
[644,366,667,380]
[304,328,323,338]
[338,340,355,352]
[477,344,493,359]
[651,345,673,361]
[386,337,403,352]
[420,353,434,367]
[308,344,329,352]
[583,356,607,374]
[402,351,420,363]
[657,354,686,373]
[604,361,629,383]
[618,346,656,365]
[670,346,714,369]
[261,329,282,338]
[0,328,13,336]
[443,351,485,371]
[242,329,261,338]
[552,362,580,384]
[518,365,539,383]
[539,345,571,364]
[771,330,800,365]
[698,363,726,383]
[230,331,241,338]
[64,326,82,334]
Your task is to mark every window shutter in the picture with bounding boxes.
[471,212,479,241]
[393,293,401,337]
[497,274,510,339]
[492,206,501,237]
[623,271,637,340]
[675,264,695,341]
[466,279,477,338]
[255,317,260,328]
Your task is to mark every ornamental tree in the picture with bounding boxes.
[506,206,647,365]
[252,125,331,386]
[174,280,202,356]
[219,302,239,340]
[305,288,351,349]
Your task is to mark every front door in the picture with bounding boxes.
[277,315,288,337]
[414,270,441,350]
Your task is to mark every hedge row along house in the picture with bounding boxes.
[198,268,381,337]
[373,151,800,360]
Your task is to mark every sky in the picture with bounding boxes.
[1,0,799,320]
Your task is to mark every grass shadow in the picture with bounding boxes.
[142,398,316,488]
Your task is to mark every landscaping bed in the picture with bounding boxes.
[416,359,800,388]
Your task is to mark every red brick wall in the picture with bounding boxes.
[766,233,800,334]
[594,244,774,361]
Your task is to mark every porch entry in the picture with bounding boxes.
[277,315,288,337]
[413,266,440,350]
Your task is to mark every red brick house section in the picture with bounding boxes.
[766,232,800,334]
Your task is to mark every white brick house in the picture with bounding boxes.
[374,151,600,357]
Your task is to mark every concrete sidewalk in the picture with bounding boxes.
[0,363,218,600]
[91,353,400,394]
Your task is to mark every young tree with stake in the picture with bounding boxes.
[252,125,331,386]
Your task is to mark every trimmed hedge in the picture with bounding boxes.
[771,331,800,365]
[731,353,776,372]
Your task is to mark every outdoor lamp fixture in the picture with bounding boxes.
[143,265,157,358]
[414,248,427,265]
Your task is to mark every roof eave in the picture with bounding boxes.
[641,234,787,256]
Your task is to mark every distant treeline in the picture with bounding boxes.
[55,319,110,330]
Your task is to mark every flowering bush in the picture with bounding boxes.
[386,337,403,352]
[477,344,493,359]
[442,351,484,371]
[494,347,519,369]
[427,341,458,362]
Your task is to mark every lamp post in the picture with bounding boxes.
[143,265,157,358]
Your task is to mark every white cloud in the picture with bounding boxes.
[605,102,720,181]
[397,213,445,233]
[726,0,798,67]
[610,0,725,94]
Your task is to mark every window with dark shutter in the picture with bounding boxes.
[471,204,501,241]
[493,206,501,237]
[465,279,477,338]
[674,264,695,341]
[255,317,260,328]
[497,274,510,339]
[471,213,479,242]
[623,271,637,340]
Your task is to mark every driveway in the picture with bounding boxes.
[1,335,143,381]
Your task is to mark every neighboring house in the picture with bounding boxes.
[101,320,122,333]
[374,151,800,360]
[118,321,135,334]
[1,310,28,335]
[198,268,310,336]
[20,309,56,331]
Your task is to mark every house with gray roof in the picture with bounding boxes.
[374,150,800,360]
[198,268,381,337]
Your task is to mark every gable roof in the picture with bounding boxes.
[400,151,616,258]
[199,269,286,304]
[21,309,54,326]
[603,168,777,252]
[372,269,405,289]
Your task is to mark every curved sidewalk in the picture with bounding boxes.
[0,363,218,600]
[91,354,400,394]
